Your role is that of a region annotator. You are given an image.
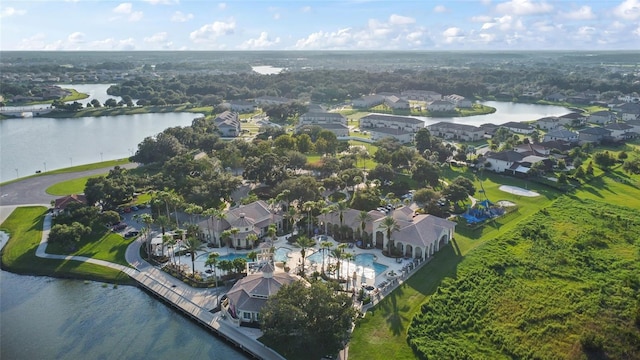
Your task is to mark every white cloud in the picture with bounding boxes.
[68,32,85,44]
[634,25,640,37]
[239,32,281,49]
[301,6,312,13]
[433,5,447,13]
[295,28,353,49]
[144,32,168,43]
[112,2,142,21]
[613,0,640,20]
[113,3,132,14]
[218,3,227,10]
[273,13,281,20]
[389,14,415,25]
[560,6,595,20]
[577,26,596,36]
[189,18,236,43]
[89,37,136,50]
[471,15,492,22]
[442,27,465,43]
[495,0,553,15]
[0,7,26,18]
[171,11,193,22]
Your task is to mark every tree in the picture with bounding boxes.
[296,133,313,154]
[593,151,616,170]
[358,211,372,246]
[413,188,439,208]
[320,241,333,275]
[230,227,240,249]
[261,281,357,359]
[414,127,432,153]
[266,224,277,245]
[295,235,316,276]
[380,216,399,255]
[104,98,118,107]
[443,183,469,206]
[622,158,640,175]
[451,176,476,196]
[183,236,205,275]
[412,158,440,187]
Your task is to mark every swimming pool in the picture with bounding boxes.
[307,251,388,279]
[274,247,291,262]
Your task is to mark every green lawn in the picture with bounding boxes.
[46,228,135,267]
[0,207,132,284]
[46,175,102,195]
[0,159,130,187]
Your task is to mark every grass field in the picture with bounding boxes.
[39,104,211,118]
[46,228,134,267]
[349,163,640,359]
[45,175,102,195]
[0,159,131,187]
[0,207,132,284]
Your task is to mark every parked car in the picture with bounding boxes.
[130,206,139,211]
[124,230,139,238]
[112,223,127,231]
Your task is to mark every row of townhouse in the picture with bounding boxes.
[360,113,424,143]
[426,122,485,141]
[295,111,349,136]
[214,111,241,137]
[352,91,472,111]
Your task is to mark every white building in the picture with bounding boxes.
[444,94,473,108]
[214,111,241,137]
[427,100,456,112]
[296,112,349,136]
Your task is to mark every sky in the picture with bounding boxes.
[1,0,639,51]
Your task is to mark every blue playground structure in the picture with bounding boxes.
[460,199,505,224]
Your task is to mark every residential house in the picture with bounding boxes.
[588,110,613,125]
[223,100,256,113]
[624,120,640,133]
[536,116,562,131]
[483,151,525,173]
[371,207,456,260]
[296,112,349,137]
[545,92,566,102]
[254,96,292,106]
[427,100,456,112]
[53,194,87,215]
[605,123,634,141]
[502,121,535,134]
[352,95,385,108]
[401,90,441,101]
[615,103,640,121]
[214,111,241,137]
[384,95,410,109]
[444,94,473,108]
[368,127,414,143]
[427,122,485,141]
[543,129,579,143]
[197,200,283,247]
[318,209,384,238]
[479,123,499,138]
[513,143,551,157]
[578,127,612,144]
[223,263,303,325]
[359,113,424,133]
[559,112,587,126]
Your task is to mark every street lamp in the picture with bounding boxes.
[15,168,18,178]
[100,152,103,162]
[69,157,73,167]
[43,162,47,172]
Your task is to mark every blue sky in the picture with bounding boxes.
[1,0,639,51]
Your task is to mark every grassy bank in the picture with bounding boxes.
[0,159,131,187]
[0,206,133,284]
[46,174,101,195]
[407,198,640,359]
[40,104,212,118]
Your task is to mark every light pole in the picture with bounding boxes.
[43,162,46,172]
[69,157,73,167]
[100,152,103,162]
[15,168,18,178]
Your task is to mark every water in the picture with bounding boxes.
[417,101,570,126]
[0,231,247,359]
[57,83,126,106]
[251,65,285,75]
[274,247,291,262]
[307,250,388,279]
[0,112,199,182]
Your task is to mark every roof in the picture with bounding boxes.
[521,155,548,164]
[54,194,87,209]
[301,112,345,119]
[226,268,301,313]
[545,129,578,138]
[370,127,412,135]
[560,112,585,119]
[428,122,483,132]
[502,121,533,130]
[579,127,611,135]
[485,150,525,162]
[605,123,633,130]
[514,143,548,155]
[590,110,611,117]
[536,116,560,123]
[378,214,456,249]
[361,113,423,125]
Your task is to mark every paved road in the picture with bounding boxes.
[0,163,138,206]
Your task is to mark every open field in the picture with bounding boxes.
[46,228,135,267]
[39,104,212,118]
[0,159,130,187]
[45,175,101,195]
[350,162,640,359]
[0,207,132,284]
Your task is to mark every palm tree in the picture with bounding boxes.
[320,241,333,275]
[140,213,154,260]
[358,211,372,247]
[183,236,205,276]
[295,235,316,276]
[332,243,348,281]
[320,206,332,235]
[303,201,315,237]
[164,234,176,266]
[184,203,203,224]
[204,252,220,287]
[343,252,355,291]
[247,251,258,262]
[220,229,232,248]
[154,215,170,236]
[202,207,218,245]
[246,233,259,249]
[335,200,349,227]
[230,227,240,249]
[218,259,234,277]
[266,224,277,245]
[380,216,399,255]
